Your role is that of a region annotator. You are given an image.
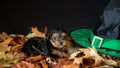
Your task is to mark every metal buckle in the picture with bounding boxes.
[91,36,103,48]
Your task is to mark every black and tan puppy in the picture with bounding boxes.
[46,29,69,57]
[21,28,69,58]
[22,29,78,57]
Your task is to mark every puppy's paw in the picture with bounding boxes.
[51,49,69,58]
[51,49,61,55]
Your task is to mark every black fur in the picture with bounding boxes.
[21,37,61,58]
[21,37,49,56]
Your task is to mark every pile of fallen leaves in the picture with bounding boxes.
[0,27,120,68]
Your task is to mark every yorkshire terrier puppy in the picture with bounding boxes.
[21,27,80,58]
[21,28,69,58]
[46,29,69,57]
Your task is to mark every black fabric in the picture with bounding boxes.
[0,0,110,34]
[97,0,120,39]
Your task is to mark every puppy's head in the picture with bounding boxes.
[46,29,67,49]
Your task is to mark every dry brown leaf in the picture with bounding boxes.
[10,35,25,45]
[9,35,25,52]
[0,46,11,52]
[11,62,27,68]
[104,59,118,67]
[79,47,104,64]
[25,55,45,62]
[26,32,37,39]
[69,47,105,67]
[95,65,114,68]
[70,50,84,65]
[40,59,48,68]
[10,63,21,68]
[34,63,42,68]
[11,45,23,52]
[31,27,46,38]
[0,32,9,41]
[53,58,73,68]
[73,57,83,64]
[21,61,35,68]
[13,61,35,68]
[70,50,82,59]
[100,54,113,60]
[0,37,13,47]
[14,52,27,60]
[79,48,91,57]
[63,63,79,68]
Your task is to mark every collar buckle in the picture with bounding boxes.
[91,36,103,48]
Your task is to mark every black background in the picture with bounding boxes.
[0,0,110,34]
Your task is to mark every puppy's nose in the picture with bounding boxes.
[60,42,63,45]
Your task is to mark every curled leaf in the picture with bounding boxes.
[104,59,118,67]
[40,60,48,68]
[31,27,46,38]
[25,55,45,62]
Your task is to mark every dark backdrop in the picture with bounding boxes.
[0,0,110,34]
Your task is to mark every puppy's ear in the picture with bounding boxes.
[44,26,50,39]
[44,26,48,35]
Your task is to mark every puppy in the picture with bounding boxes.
[46,29,69,57]
[22,28,78,58]
[21,28,68,58]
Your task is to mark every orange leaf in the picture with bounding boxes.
[40,60,48,68]
[31,27,45,38]
[63,63,79,68]
[0,37,13,47]
[25,55,45,62]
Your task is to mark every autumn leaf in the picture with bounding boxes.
[25,55,45,62]
[31,27,46,38]
[0,32,9,41]
[53,58,73,68]
[63,63,79,68]
[0,37,13,47]
[40,60,48,68]
[21,61,35,68]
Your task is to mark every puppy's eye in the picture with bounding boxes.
[52,37,57,42]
